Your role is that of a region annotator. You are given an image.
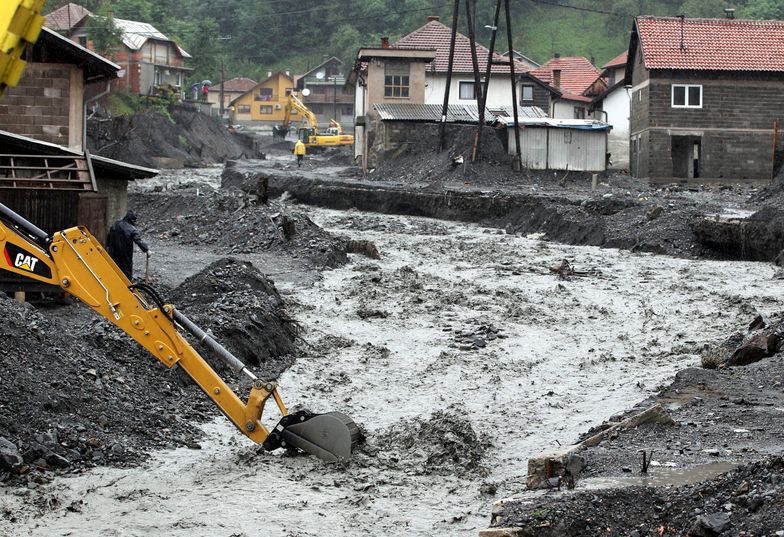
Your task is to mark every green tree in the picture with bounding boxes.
[88,2,124,55]
[742,0,784,19]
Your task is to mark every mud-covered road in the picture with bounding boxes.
[3,204,783,537]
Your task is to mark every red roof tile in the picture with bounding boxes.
[528,56,601,94]
[217,77,258,93]
[392,20,528,74]
[635,16,784,71]
[603,51,628,69]
[45,2,91,31]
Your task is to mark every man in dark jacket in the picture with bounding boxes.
[107,210,150,280]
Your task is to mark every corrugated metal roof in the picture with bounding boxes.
[374,103,495,123]
[489,105,548,119]
[114,18,191,58]
[498,117,612,130]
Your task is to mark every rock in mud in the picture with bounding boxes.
[689,512,731,536]
[0,437,23,471]
[365,406,490,476]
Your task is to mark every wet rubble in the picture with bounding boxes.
[0,257,298,485]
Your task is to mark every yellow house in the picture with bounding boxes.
[229,72,296,126]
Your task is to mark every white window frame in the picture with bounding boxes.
[521,84,534,101]
[671,84,702,109]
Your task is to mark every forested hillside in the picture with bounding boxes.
[46,0,784,83]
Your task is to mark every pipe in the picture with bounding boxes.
[83,80,112,153]
[173,309,258,381]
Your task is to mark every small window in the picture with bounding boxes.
[384,75,409,98]
[459,81,476,100]
[78,36,88,47]
[574,107,586,119]
[672,84,702,108]
[260,105,273,114]
[238,105,251,114]
[521,85,534,101]
[342,105,353,115]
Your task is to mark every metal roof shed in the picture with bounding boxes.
[498,117,611,172]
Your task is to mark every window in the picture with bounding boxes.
[384,62,410,98]
[154,70,161,85]
[384,75,409,98]
[175,73,182,87]
[459,81,477,100]
[260,105,273,114]
[342,105,353,115]
[257,87,273,101]
[78,36,88,47]
[672,84,702,108]
[238,105,251,114]
[574,107,586,119]
[521,84,534,102]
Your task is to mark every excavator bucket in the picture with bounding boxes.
[264,410,361,463]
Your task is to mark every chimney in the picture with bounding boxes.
[553,69,561,88]
[381,36,390,48]
[724,8,735,19]
[267,71,272,78]
[285,70,290,77]
[427,15,440,22]
[554,52,561,59]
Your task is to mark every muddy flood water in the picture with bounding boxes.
[3,204,783,537]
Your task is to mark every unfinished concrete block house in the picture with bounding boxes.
[627,15,784,183]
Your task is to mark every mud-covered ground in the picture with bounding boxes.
[3,180,783,536]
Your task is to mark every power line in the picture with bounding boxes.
[527,0,614,16]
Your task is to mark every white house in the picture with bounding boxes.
[591,51,630,169]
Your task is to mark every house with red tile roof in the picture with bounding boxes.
[45,3,192,97]
[207,77,257,112]
[528,55,605,119]
[627,15,784,183]
[390,16,558,113]
[590,52,631,169]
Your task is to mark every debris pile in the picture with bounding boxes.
[169,257,299,378]
[362,406,490,476]
[701,313,784,368]
[0,258,299,482]
[132,185,348,268]
[491,456,784,536]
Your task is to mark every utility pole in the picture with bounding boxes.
[333,75,338,123]
[219,58,225,116]
[439,0,461,151]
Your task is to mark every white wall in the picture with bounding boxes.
[354,82,366,160]
[424,74,522,109]
[599,86,630,169]
[552,99,590,120]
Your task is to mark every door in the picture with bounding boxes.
[671,135,701,179]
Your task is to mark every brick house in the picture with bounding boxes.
[528,55,605,119]
[0,27,157,288]
[296,57,355,130]
[45,3,192,96]
[627,16,784,183]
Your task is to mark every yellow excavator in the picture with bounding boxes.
[0,202,360,461]
[0,0,46,96]
[274,93,354,148]
[1,6,359,460]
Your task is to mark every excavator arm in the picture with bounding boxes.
[0,0,46,96]
[0,202,359,462]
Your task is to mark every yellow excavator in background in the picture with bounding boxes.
[0,202,360,461]
[274,92,354,148]
[0,0,46,96]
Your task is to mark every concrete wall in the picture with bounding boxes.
[0,63,83,149]
[365,58,428,106]
[95,176,129,230]
[552,99,589,120]
[601,87,630,169]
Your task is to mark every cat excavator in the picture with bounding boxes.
[1,1,359,463]
[0,202,360,462]
[273,93,354,148]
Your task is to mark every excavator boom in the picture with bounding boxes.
[0,0,46,96]
[0,202,359,462]
[275,93,354,148]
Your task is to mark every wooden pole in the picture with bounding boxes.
[465,0,483,162]
[439,0,461,151]
[504,0,522,170]
[476,0,502,165]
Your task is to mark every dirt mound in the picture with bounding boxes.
[88,106,254,168]
[168,258,298,377]
[0,293,214,481]
[493,456,784,536]
[371,124,511,186]
[131,186,348,268]
[0,258,300,483]
[362,406,490,476]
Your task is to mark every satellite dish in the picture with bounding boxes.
[316,72,325,80]
[302,88,311,96]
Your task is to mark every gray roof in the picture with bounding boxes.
[374,103,495,123]
[488,105,548,119]
[114,18,191,58]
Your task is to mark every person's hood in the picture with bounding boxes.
[123,210,137,225]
